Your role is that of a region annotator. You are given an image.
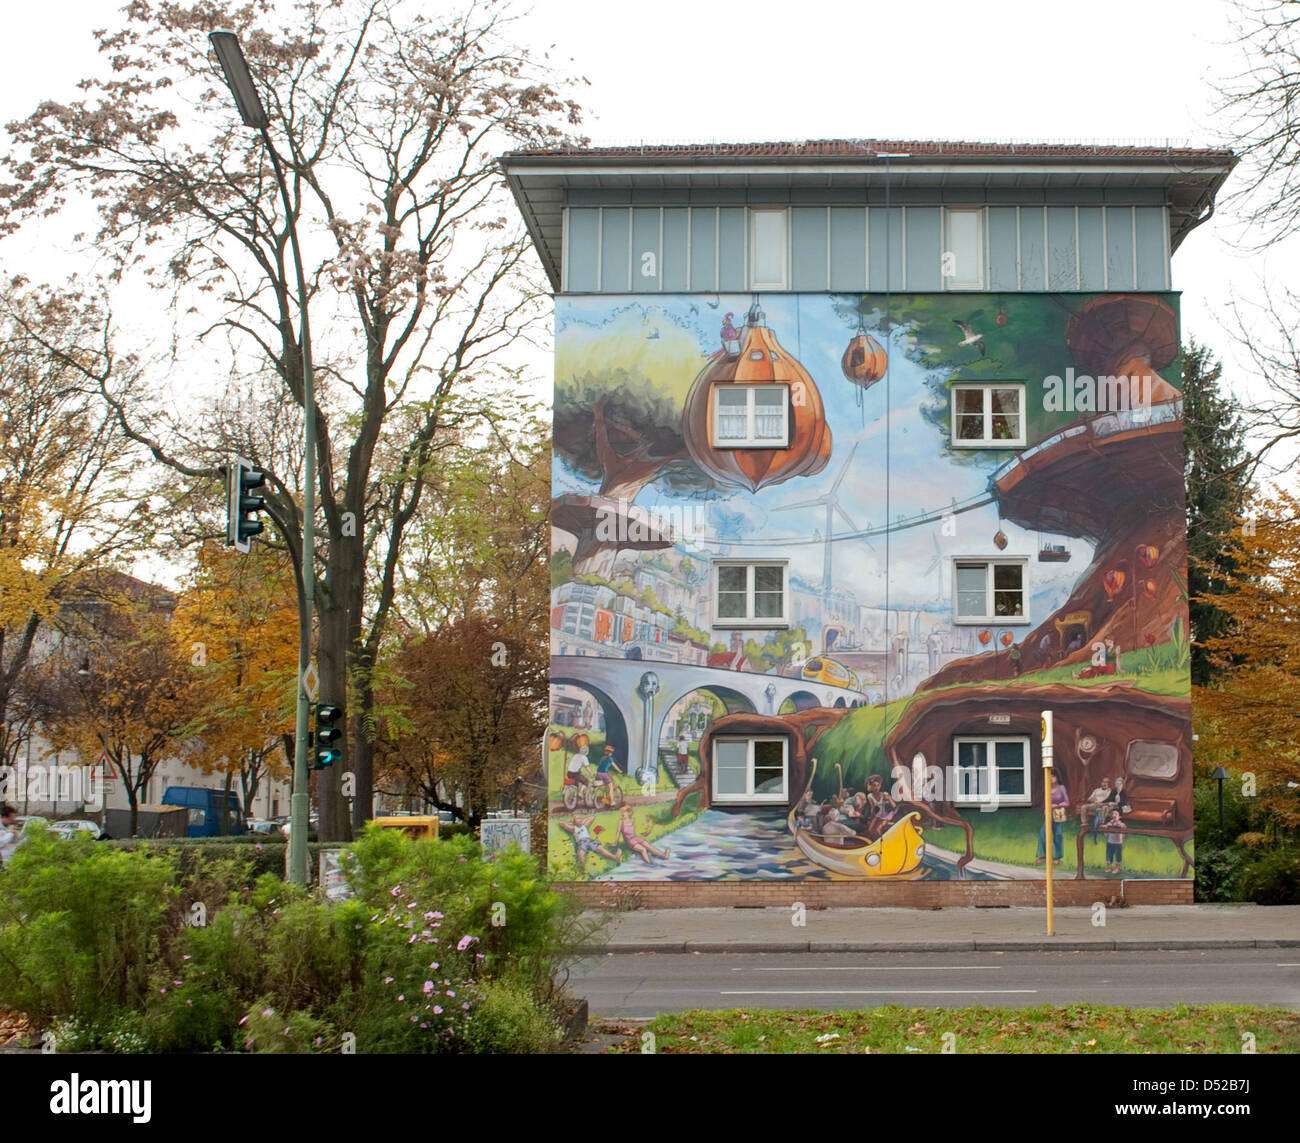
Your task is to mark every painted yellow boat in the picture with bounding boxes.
[787,761,926,878]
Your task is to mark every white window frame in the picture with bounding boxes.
[950,736,1032,806]
[952,558,1030,625]
[712,560,789,628]
[711,736,789,805]
[951,382,1027,448]
[710,383,790,448]
[943,207,985,290]
[749,208,788,290]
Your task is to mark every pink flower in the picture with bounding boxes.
[423,981,434,995]
[462,1002,470,1011]
[384,976,394,984]
[238,1015,249,1026]
[446,990,455,998]
[456,935,478,951]
[397,994,404,1002]
[432,1005,443,1015]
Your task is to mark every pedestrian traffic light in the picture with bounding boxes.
[226,455,266,553]
[313,703,343,769]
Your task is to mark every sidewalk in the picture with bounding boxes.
[582,904,1300,953]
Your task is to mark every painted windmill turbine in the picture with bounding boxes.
[772,441,870,598]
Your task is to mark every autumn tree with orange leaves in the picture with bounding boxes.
[1196,489,1300,829]
[171,543,299,820]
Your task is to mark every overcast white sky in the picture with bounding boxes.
[0,0,1289,523]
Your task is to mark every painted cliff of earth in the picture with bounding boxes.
[547,292,1191,884]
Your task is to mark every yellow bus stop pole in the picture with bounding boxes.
[1041,710,1054,936]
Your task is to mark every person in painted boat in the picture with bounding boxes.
[859,774,897,841]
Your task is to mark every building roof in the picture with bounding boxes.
[505,138,1233,163]
[500,138,1236,291]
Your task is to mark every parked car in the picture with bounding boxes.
[48,819,105,841]
[246,819,283,837]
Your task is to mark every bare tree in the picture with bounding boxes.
[1217,0,1300,247]
[1,0,583,839]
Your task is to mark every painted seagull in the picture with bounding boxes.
[954,320,986,356]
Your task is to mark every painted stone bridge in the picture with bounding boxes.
[551,654,864,778]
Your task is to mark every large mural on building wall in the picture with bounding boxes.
[548,291,1193,883]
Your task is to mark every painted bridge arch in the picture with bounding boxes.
[550,655,863,777]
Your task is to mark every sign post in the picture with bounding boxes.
[1041,709,1055,936]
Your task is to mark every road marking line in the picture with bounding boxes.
[733,966,1002,972]
[1278,963,1300,967]
[719,989,1038,996]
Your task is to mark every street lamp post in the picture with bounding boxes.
[1211,766,1230,837]
[210,30,315,886]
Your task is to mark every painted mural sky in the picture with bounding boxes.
[555,293,1098,629]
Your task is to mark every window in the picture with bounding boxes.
[712,737,788,804]
[712,384,789,447]
[944,208,984,289]
[952,384,1026,447]
[750,209,788,289]
[713,562,788,627]
[953,559,1028,624]
[952,737,1031,806]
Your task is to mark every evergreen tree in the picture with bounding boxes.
[1183,340,1251,685]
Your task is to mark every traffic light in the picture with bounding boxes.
[226,455,266,553]
[313,703,343,770]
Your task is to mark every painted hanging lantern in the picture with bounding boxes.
[682,300,832,493]
[1137,544,1159,568]
[996,311,1008,327]
[547,732,564,753]
[1103,569,1126,600]
[993,530,1008,551]
[999,631,1015,648]
[841,330,888,392]
[572,733,590,752]
[1141,579,1157,599]
[978,630,992,646]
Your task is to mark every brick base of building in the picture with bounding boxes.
[561,879,1194,909]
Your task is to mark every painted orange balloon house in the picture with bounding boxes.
[978,630,992,646]
[682,300,832,493]
[1137,544,1160,568]
[999,631,1015,648]
[841,330,888,393]
[1142,579,1157,599]
[993,529,1009,550]
[1103,568,1126,600]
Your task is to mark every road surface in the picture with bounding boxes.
[570,948,1300,1017]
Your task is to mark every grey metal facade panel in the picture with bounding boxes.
[1077,207,1105,289]
[661,208,689,291]
[1046,206,1078,290]
[989,207,1018,291]
[829,207,867,291]
[567,208,600,291]
[569,188,630,205]
[689,207,717,290]
[868,207,904,290]
[1134,206,1167,289]
[718,207,747,290]
[1019,207,1046,291]
[1106,205,1136,291]
[631,208,660,293]
[792,206,829,291]
[905,206,942,291]
[600,208,631,291]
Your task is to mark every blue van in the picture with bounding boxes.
[160,787,246,838]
